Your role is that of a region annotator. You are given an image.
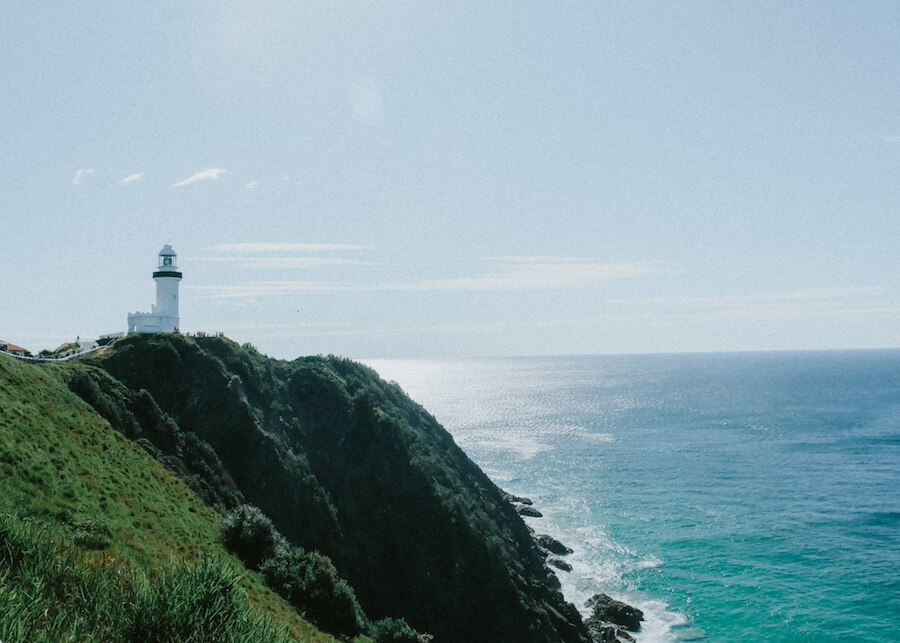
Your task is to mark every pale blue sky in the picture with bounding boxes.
[2,2,899,358]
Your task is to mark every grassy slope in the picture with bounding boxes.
[0,353,339,642]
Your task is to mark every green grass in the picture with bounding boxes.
[0,516,292,642]
[0,353,352,642]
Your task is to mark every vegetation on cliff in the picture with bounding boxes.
[0,351,332,642]
[2,334,590,641]
[0,517,293,642]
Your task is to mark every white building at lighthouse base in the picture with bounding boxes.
[127,310,178,334]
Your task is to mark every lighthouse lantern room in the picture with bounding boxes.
[127,244,182,334]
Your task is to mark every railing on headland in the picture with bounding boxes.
[188,331,226,338]
[0,332,125,363]
[1,331,231,364]
[0,344,110,363]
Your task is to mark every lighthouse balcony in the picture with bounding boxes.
[152,270,183,279]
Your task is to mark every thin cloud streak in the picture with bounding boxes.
[119,172,144,185]
[607,287,884,307]
[187,281,351,298]
[206,322,355,332]
[604,287,899,325]
[210,242,370,254]
[188,258,659,299]
[398,259,657,292]
[72,168,95,185]
[193,256,378,269]
[172,168,230,187]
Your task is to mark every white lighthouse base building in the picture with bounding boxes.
[127,311,178,334]
[128,244,182,334]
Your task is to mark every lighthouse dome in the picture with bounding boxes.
[158,244,177,269]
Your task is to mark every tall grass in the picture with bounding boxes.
[0,515,294,642]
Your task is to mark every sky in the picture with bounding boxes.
[2,2,899,359]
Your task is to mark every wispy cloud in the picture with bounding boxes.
[404,257,657,292]
[244,181,258,191]
[880,135,900,143]
[194,256,375,269]
[607,287,883,307]
[189,257,659,300]
[172,168,230,187]
[606,287,897,324]
[202,322,354,333]
[72,168,95,185]
[193,241,375,271]
[210,242,370,254]
[119,172,144,185]
[187,281,345,299]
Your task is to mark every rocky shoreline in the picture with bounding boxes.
[504,492,646,643]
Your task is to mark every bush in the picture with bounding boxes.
[221,504,287,570]
[260,548,367,638]
[370,617,426,642]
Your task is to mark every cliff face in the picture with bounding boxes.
[71,335,588,643]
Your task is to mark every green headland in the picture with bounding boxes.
[0,334,590,642]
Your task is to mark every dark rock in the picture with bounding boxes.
[503,492,534,506]
[544,571,562,591]
[585,593,644,632]
[536,534,573,556]
[587,623,634,643]
[590,624,619,643]
[544,599,588,642]
[548,556,572,572]
[517,505,543,518]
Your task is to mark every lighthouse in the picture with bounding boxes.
[127,244,182,334]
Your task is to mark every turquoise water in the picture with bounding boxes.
[366,351,900,642]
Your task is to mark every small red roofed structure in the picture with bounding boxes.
[0,340,29,356]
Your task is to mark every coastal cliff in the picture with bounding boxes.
[62,334,590,642]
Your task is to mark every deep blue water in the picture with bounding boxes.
[366,351,900,642]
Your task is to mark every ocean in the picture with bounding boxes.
[365,351,900,642]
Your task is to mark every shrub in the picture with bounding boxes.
[260,548,367,638]
[221,504,287,570]
[370,617,426,643]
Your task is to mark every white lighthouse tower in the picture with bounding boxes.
[127,244,182,334]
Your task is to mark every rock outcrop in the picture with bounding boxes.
[536,533,574,556]
[585,593,644,643]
